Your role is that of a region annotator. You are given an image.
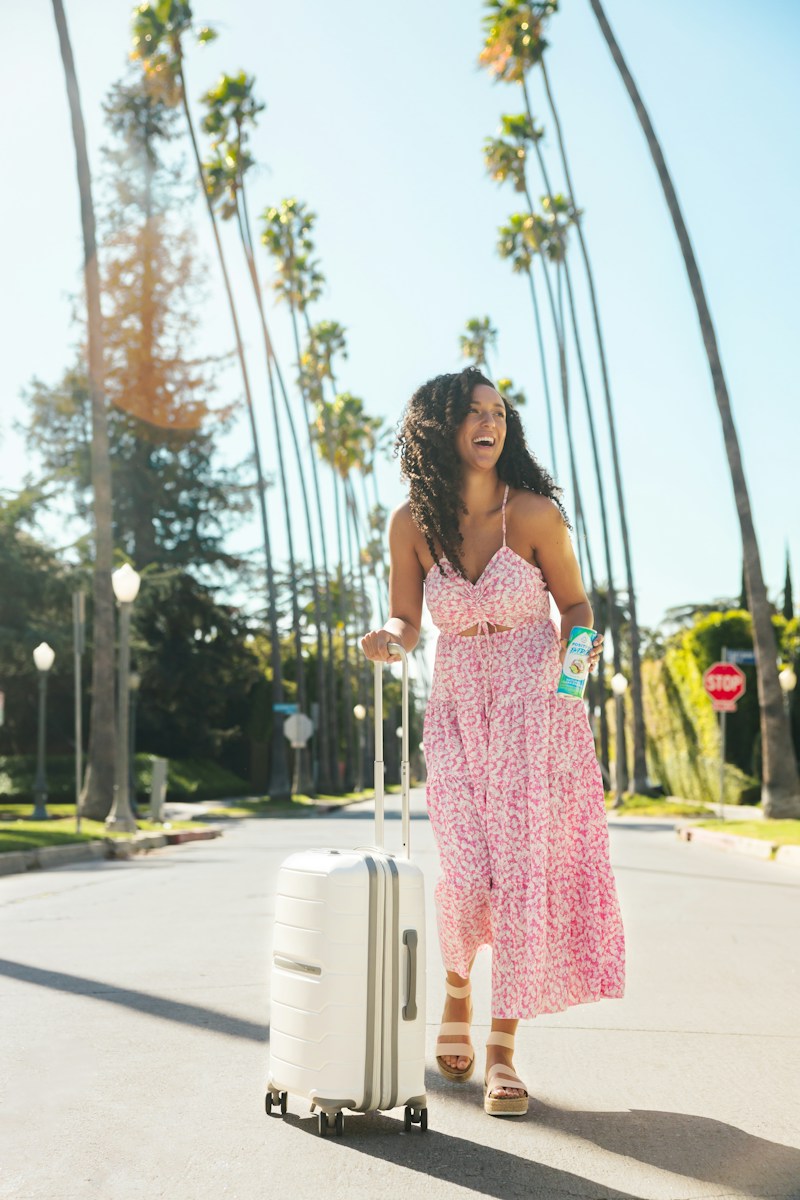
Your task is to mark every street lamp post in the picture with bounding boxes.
[129,671,142,819]
[611,672,629,810]
[32,642,56,821]
[353,704,366,793]
[73,592,85,833]
[779,666,797,719]
[106,564,141,833]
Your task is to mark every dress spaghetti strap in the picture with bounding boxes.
[501,484,509,547]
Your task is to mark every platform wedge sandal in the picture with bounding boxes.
[435,981,475,1082]
[483,1031,529,1116]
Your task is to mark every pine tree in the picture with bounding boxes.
[783,545,794,621]
[23,75,250,579]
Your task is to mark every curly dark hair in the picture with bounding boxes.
[394,366,571,580]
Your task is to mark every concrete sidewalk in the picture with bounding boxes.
[1,789,799,1199]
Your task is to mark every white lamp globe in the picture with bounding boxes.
[33,642,55,672]
[779,667,797,694]
[611,672,628,697]
[112,563,141,604]
[353,704,366,721]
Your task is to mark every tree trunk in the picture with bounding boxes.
[177,54,290,801]
[236,195,315,793]
[590,0,800,817]
[524,264,558,476]
[525,68,646,791]
[52,0,116,820]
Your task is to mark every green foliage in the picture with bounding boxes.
[0,494,79,755]
[0,752,248,804]
[635,608,797,805]
[130,569,263,777]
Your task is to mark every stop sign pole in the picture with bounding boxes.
[702,647,747,820]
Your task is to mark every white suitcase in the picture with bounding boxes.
[266,644,428,1137]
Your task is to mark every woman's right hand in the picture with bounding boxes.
[361,629,402,663]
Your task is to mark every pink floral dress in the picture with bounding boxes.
[423,484,626,1018]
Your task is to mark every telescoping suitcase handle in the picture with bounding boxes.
[374,642,411,858]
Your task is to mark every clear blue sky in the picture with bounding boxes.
[3,1,798,671]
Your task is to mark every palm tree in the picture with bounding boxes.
[496,212,557,471]
[317,392,379,787]
[495,378,526,408]
[260,198,343,787]
[130,3,292,800]
[480,0,648,793]
[200,72,323,792]
[590,0,799,817]
[460,316,499,371]
[52,0,116,820]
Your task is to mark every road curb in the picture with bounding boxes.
[164,828,223,845]
[0,827,223,878]
[38,841,108,867]
[675,822,798,863]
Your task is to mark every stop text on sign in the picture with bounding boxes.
[702,662,747,713]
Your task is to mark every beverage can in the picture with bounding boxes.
[556,626,597,700]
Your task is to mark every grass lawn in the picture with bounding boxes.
[0,816,202,854]
[603,792,710,817]
[694,819,800,846]
[203,786,388,820]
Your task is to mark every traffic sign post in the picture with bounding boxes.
[283,712,314,796]
[702,648,747,819]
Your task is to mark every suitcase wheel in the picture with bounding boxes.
[265,1090,288,1117]
[318,1111,343,1137]
[404,1105,428,1132]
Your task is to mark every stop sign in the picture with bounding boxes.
[702,662,747,712]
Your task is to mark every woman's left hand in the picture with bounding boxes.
[560,631,604,671]
[588,632,604,672]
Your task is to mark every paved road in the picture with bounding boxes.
[1,790,799,1200]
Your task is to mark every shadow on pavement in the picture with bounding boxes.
[271,1075,800,1199]
[0,958,268,1043]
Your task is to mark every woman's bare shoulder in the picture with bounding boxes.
[508,488,565,533]
[388,499,415,534]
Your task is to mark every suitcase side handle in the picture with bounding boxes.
[374,642,411,856]
[402,928,418,1021]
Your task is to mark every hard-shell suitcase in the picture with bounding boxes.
[265,643,428,1137]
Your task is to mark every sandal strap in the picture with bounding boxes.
[486,1031,516,1049]
[436,1041,474,1058]
[445,981,471,998]
[438,1022,471,1034]
[485,1063,527,1093]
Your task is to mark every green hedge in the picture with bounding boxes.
[0,754,250,804]
[640,651,758,806]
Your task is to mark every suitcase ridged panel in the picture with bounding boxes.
[269,852,371,1103]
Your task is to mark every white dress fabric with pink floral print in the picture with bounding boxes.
[423,484,626,1018]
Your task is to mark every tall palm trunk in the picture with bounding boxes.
[176,53,290,799]
[288,304,341,788]
[52,0,116,820]
[524,262,558,476]
[562,253,623,775]
[358,468,388,626]
[520,179,603,698]
[590,0,799,816]
[346,477,374,780]
[521,86,630,787]
[533,59,647,791]
[235,191,318,793]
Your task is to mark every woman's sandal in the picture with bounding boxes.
[435,980,475,1082]
[483,1031,529,1116]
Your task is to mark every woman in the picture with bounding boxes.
[361,367,626,1117]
